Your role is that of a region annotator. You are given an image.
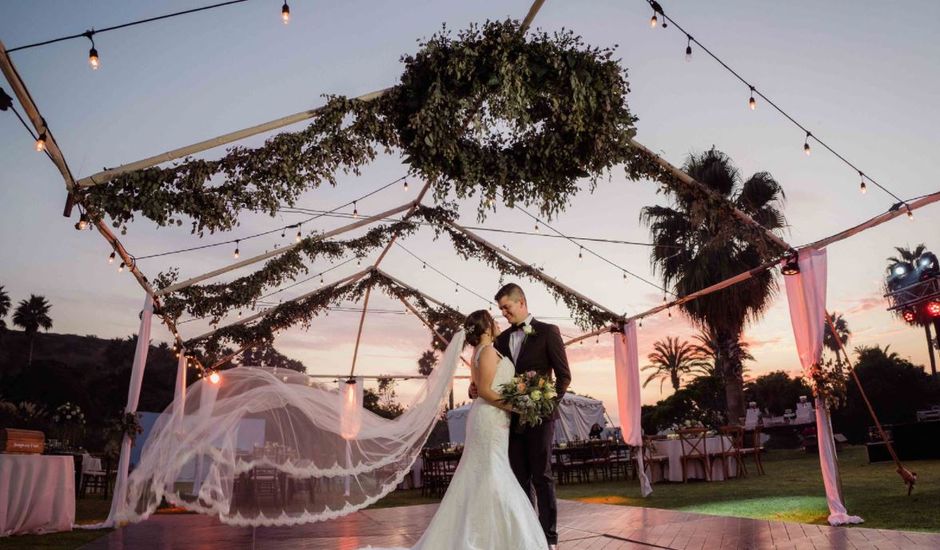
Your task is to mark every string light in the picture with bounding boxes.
[209,371,221,384]
[906,205,914,220]
[295,225,302,243]
[748,86,757,110]
[35,132,46,152]
[455,284,459,294]
[668,308,672,318]
[859,171,867,194]
[578,247,583,260]
[118,261,125,273]
[320,275,324,286]
[534,222,540,232]
[281,228,286,238]
[108,251,116,264]
[281,1,290,24]
[84,32,99,71]
[422,262,426,270]
[353,201,359,219]
[684,35,692,62]
[403,180,409,191]
[803,132,812,156]
[623,271,627,281]
[74,212,89,231]
[233,240,240,259]
[650,12,658,28]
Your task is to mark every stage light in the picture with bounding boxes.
[902,308,916,323]
[927,301,940,318]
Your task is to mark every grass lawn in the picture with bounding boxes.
[555,445,940,533]
[0,498,112,549]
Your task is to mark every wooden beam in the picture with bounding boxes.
[75,87,393,188]
[348,286,373,378]
[397,295,470,367]
[0,39,76,191]
[156,201,414,296]
[446,221,623,319]
[628,137,792,253]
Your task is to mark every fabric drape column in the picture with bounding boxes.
[783,248,862,526]
[172,354,187,437]
[103,293,154,527]
[340,377,364,496]
[613,321,652,497]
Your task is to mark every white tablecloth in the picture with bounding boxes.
[0,455,75,536]
[653,436,737,482]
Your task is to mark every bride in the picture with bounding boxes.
[379,309,549,549]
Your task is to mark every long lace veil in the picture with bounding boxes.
[120,329,467,526]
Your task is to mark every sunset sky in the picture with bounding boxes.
[2,1,939,425]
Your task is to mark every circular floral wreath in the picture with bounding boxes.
[388,20,638,218]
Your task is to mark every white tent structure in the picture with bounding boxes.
[447,393,607,445]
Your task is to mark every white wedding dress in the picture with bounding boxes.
[376,344,548,550]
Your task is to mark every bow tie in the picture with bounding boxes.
[508,323,526,333]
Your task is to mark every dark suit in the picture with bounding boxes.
[495,317,571,545]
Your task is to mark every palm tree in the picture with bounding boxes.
[642,336,707,392]
[692,327,754,379]
[823,311,851,364]
[0,286,10,332]
[13,295,53,366]
[642,147,787,424]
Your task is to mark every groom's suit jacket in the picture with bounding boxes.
[495,318,571,421]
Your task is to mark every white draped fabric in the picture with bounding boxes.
[783,248,863,526]
[613,321,652,497]
[172,353,187,436]
[95,293,153,528]
[117,331,466,526]
[0,455,75,536]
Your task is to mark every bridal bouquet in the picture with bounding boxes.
[498,371,557,428]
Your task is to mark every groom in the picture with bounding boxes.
[471,283,571,549]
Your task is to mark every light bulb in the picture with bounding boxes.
[296,229,302,243]
[353,202,359,219]
[108,251,116,264]
[859,173,867,194]
[118,262,125,273]
[281,1,290,24]
[685,37,692,62]
[578,248,583,260]
[35,133,47,152]
[650,14,658,28]
[209,372,221,384]
[803,133,812,156]
[234,240,240,259]
[748,91,756,110]
[403,180,409,191]
[88,48,99,70]
[907,206,914,220]
[534,223,540,232]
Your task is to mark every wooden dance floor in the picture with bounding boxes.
[81,500,940,549]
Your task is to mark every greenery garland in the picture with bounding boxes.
[187,268,465,359]
[158,216,422,323]
[412,211,622,330]
[80,20,636,231]
[82,97,397,236]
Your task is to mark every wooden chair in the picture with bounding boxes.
[638,436,669,482]
[79,455,112,498]
[608,443,633,480]
[251,466,282,506]
[741,426,765,475]
[718,426,747,479]
[677,428,711,482]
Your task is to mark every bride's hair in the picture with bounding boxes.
[464,310,497,347]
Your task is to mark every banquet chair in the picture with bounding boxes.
[677,428,711,482]
[79,455,111,498]
[741,426,765,475]
[587,440,613,481]
[608,443,633,480]
[638,436,669,482]
[718,426,747,479]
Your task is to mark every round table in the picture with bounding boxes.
[0,455,75,536]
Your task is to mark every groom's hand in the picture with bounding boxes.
[468,382,478,399]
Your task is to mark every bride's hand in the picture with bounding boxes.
[468,382,478,399]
